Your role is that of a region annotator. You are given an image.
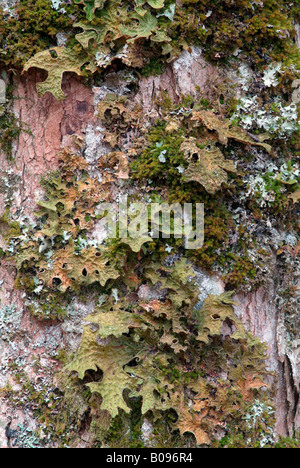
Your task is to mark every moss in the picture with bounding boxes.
[0,209,22,242]
[168,0,300,68]
[131,121,186,187]
[0,0,84,69]
[100,396,146,448]
[140,58,167,77]
[54,348,70,365]
[14,275,36,292]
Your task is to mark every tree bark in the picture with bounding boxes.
[0,10,299,448]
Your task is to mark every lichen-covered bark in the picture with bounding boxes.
[0,0,299,448]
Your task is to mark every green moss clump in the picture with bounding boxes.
[0,107,21,156]
[275,436,300,448]
[130,100,262,289]
[140,58,167,77]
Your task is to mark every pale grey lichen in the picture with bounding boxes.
[51,0,61,8]
[232,96,299,137]
[0,79,6,104]
[236,64,254,92]
[157,3,176,21]
[13,424,44,448]
[158,148,167,163]
[56,32,68,47]
[141,418,154,445]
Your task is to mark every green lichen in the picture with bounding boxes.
[130,97,273,288]
[2,0,299,449]
[0,83,28,158]
[22,0,175,99]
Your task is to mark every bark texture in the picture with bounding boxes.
[0,6,299,448]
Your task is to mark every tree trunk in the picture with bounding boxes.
[0,1,299,448]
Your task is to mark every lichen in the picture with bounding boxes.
[0,82,27,158]
[1,0,299,449]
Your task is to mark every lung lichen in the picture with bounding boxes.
[1,0,299,449]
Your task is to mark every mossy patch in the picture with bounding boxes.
[2,0,299,449]
[0,0,83,69]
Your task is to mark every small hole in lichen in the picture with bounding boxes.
[82,268,88,277]
[52,277,62,287]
